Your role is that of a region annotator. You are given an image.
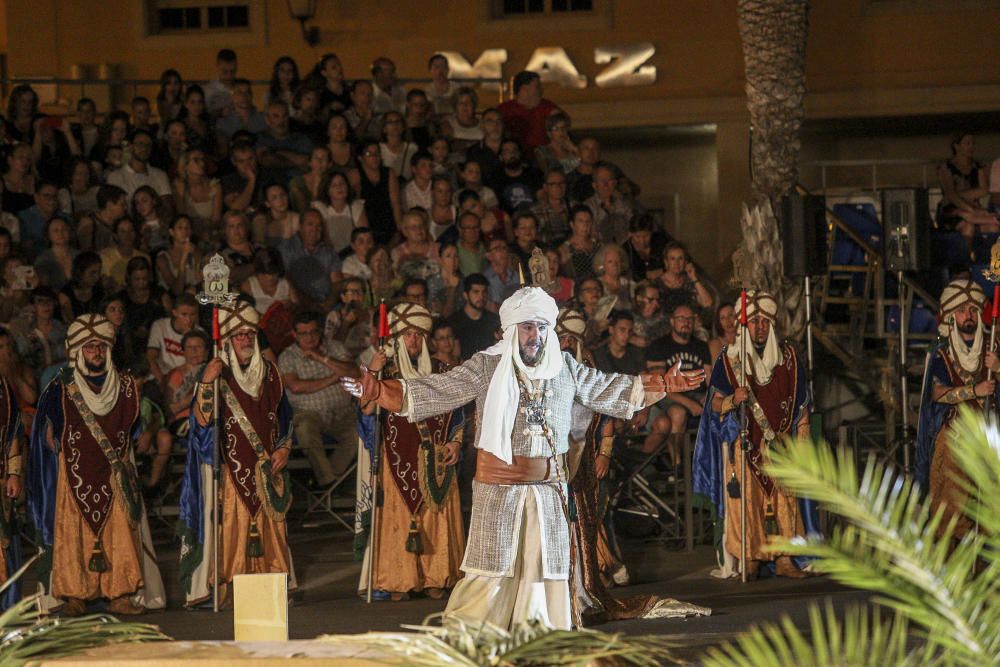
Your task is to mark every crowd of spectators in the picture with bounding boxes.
[0,48,725,491]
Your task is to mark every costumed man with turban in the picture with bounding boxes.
[29,314,165,616]
[0,365,24,612]
[916,279,999,539]
[177,301,295,608]
[693,291,814,580]
[355,302,465,601]
[344,287,705,630]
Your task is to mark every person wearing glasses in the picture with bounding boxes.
[106,129,173,217]
[531,168,572,245]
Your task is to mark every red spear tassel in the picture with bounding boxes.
[378,301,390,339]
[212,307,221,342]
[740,289,748,325]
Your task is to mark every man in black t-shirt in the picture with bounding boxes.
[593,310,646,375]
[644,304,712,467]
[448,273,500,360]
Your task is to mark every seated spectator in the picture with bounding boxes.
[324,113,362,191]
[575,276,609,345]
[358,139,402,245]
[495,141,543,214]
[656,241,713,316]
[623,212,667,282]
[256,100,313,183]
[279,208,343,309]
[58,251,105,322]
[219,210,261,287]
[380,111,419,180]
[290,145,333,213]
[133,186,169,252]
[70,97,100,158]
[291,86,327,146]
[156,68,184,124]
[510,210,541,274]
[586,163,636,244]
[429,136,460,184]
[535,112,580,175]
[12,286,66,381]
[0,255,37,324]
[441,87,483,158]
[369,245,396,302]
[458,190,508,244]
[215,78,266,149]
[279,311,359,487]
[100,217,148,292]
[371,56,406,114]
[567,137,638,203]
[106,129,173,213]
[936,130,995,244]
[311,53,351,115]
[708,301,737,362]
[0,229,11,263]
[1,143,36,216]
[117,256,170,353]
[5,84,38,146]
[644,303,713,466]
[33,217,76,291]
[447,273,500,360]
[400,277,429,308]
[173,147,223,243]
[158,329,211,486]
[324,277,369,357]
[103,295,142,374]
[345,80,381,142]
[130,95,158,136]
[483,236,519,311]
[57,156,99,219]
[595,244,634,310]
[456,159,499,211]
[312,171,365,253]
[593,309,645,375]
[341,227,376,281]
[0,326,37,431]
[240,247,297,316]
[391,208,439,280]
[221,141,263,213]
[253,182,301,247]
[532,169,571,245]
[156,215,202,298]
[17,180,65,252]
[92,111,130,172]
[497,71,560,159]
[77,184,127,253]
[146,292,200,387]
[151,118,187,177]
[430,319,460,366]
[455,210,486,277]
[33,114,81,184]
[428,174,458,240]
[424,53,457,116]
[631,281,669,348]
[559,204,600,281]
[204,48,238,117]
[542,246,574,304]
[404,89,433,150]
[402,151,434,210]
[465,108,505,192]
[429,242,463,317]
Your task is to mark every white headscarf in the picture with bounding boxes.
[387,302,433,379]
[65,314,119,416]
[481,287,562,464]
[726,290,782,384]
[939,279,986,374]
[219,302,265,397]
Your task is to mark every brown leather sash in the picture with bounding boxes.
[475,450,565,485]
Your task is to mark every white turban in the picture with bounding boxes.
[555,307,586,362]
[480,287,563,464]
[727,290,782,384]
[387,302,433,380]
[939,279,986,374]
[219,302,265,397]
[66,314,119,416]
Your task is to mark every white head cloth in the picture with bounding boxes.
[555,307,586,362]
[65,314,120,416]
[939,279,986,374]
[387,302,433,380]
[726,290,783,384]
[481,287,562,464]
[219,302,265,397]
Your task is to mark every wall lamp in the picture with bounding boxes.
[287,0,320,46]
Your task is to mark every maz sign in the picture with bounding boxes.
[441,43,656,91]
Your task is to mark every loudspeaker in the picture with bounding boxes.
[881,188,931,272]
[781,192,828,277]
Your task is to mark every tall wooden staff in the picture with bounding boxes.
[196,255,236,613]
[365,301,390,603]
[739,289,750,584]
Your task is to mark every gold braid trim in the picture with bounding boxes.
[936,384,977,405]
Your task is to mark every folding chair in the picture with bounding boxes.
[296,435,357,532]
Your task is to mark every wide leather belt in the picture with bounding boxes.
[475,450,565,485]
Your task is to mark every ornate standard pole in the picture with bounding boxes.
[739,289,749,584]
[365,301,390,603]
[196,254,237,613]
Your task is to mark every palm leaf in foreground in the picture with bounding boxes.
[699,406,999,666]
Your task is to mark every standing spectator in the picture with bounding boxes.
[57,156,99,219]
[204,48,239,117]
[425,53,457,116]
[346,81,381,142]
[290,145,332,214]
[256,100,313,184]
[312,171,365,253]
[1,143,36,216]
[656,242,713,316]
[447,273,499,359]
[221,142,261,213]
[279,208,343,309]
[58,252,105,322]
[106,129,173,213]
[100,217,148,291]
[497,71,560,158]
[379,111,419,180]
[559,204,599,281]
[77,185,127,253]
[494,141,543,214]
[531,169,571,245]
[253,183,301,247]
[371,56,406,114]
[623,213,666,282]
[279,311,359,487]
[403,151,434,211]
[156,215,202,298]
[173,148,222,243]
[146,293,200,386]
[595,244,634,310]
[215,78,267,149]
[593,309,645,375]
[34,218,77,290]
[265,56,300,109]
[358,139,402,245]
[482,236,519,310]
[534,112,580,174]
[465,108,505,192]
[18,180,64,252]
[586,164,635,244]
[311,53,351,114]
[155,69,184,125]
[219,211,260,287]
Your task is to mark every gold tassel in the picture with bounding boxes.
[247,520,264,558]
[405,518,423,554]
[764,501,778,535]
[88,539,107,572]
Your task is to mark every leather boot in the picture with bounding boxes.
[61,598,86,617]
[108,596,145,616]
[775,556,809,579]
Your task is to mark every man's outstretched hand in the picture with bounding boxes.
[341,364,380,399]
[641,361,706,394]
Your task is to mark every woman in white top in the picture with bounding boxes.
[424,53,457,117]
[379,111,418,181]
[172,147,222,244]
[252,183,301,248]
[440,87,483,158]
[239,247,296,316]
[311,171,367,253]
